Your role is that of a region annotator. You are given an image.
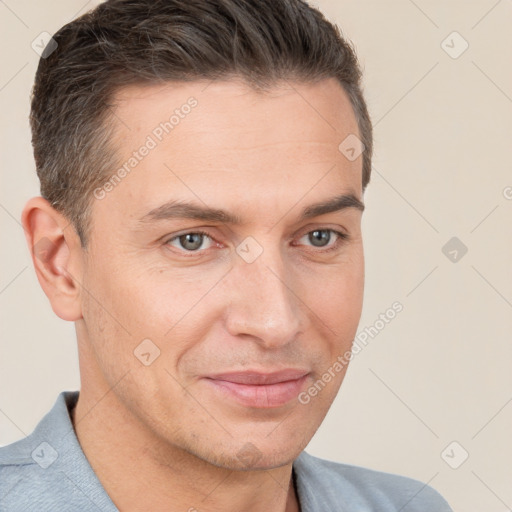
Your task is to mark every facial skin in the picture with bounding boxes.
[23,78,365,512]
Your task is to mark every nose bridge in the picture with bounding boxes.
[225,243,304,345]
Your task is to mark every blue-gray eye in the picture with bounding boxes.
[167,232,213,251]
[308,230,332,247]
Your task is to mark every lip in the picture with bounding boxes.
[203,369,310,408]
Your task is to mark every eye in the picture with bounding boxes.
[297,229,348,250]
[164,228,348,256]
[166,231,214,252]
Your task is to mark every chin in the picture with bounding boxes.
[196,434,309,472]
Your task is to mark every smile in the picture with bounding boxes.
[203,370,310,408]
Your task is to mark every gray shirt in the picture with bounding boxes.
[0,391,452,511]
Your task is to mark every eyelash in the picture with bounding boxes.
[164,228,349,257]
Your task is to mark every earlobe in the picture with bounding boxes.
[21,196,84,322]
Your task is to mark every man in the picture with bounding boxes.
[0,0,452,510]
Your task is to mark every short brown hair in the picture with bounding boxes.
[30,0,373,246]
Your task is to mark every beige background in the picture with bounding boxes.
[1,1,511,510]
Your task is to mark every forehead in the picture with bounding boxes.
[111,78,359,143]
[92,78,363,230]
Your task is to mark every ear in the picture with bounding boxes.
[21,196,84,321]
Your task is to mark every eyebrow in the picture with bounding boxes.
[139,193,364,225]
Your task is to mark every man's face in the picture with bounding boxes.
[78,78,365,469]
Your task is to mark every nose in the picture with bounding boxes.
[223,247,306,349]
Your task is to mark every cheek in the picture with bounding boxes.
[81,253,227,370]
[80,255,149,383]
[306,254,364,338]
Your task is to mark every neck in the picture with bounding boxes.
[71,388,301,512]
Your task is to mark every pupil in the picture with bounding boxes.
[310,230,330,247]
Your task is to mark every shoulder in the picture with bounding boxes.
[0,391,117,512]
[293,451,453,511]
[0,431,62,510]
